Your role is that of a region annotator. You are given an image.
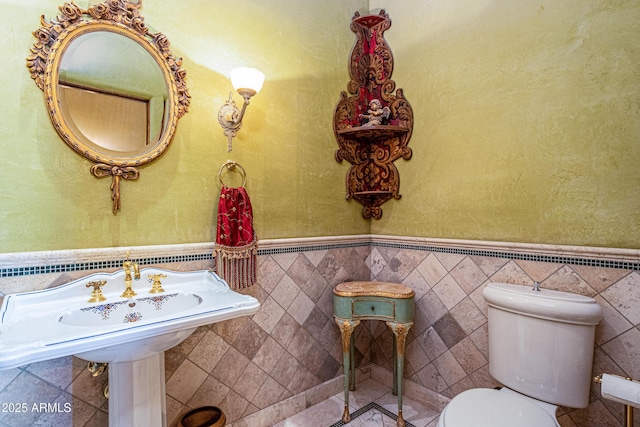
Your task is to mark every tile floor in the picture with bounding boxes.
[273,378,441,427]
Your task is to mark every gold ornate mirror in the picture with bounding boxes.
[26,0,190,213]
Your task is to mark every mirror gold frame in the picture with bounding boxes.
[26,0,190,213]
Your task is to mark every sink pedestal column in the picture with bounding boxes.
[109,352,166,427]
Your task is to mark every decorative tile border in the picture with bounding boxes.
[1,235,639,278]
[372,242,640,270]
[0,253,212,278]
[0,243,215,278]
[258,241,370,255]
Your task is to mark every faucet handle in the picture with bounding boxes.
[148,274,167,294]
[86,280,107,303]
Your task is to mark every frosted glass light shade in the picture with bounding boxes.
[230,67,265,95]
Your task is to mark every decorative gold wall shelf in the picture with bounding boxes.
[333,10,414,220]
[337,125,409,141]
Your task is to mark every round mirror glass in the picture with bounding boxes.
[57,30,169,156]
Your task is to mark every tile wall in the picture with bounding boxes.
[0,237,638,427]
[365,242,640,427]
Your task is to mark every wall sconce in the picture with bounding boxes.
[217,67,265,152]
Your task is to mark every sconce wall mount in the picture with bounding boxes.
[217,67,264,152]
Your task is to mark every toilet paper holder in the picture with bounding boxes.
[594,374,636,427]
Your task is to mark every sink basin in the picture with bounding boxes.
[0,268,260,427]
[0,268,259,367]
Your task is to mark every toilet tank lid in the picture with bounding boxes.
[483,282,602,325]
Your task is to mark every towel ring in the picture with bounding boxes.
[218,160,246,188]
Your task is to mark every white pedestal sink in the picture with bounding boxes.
[0,268,260,427]
[107,352,167,426]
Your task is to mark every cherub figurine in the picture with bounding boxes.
[361,99,390,126]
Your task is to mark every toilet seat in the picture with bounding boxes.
[438,388,558,427]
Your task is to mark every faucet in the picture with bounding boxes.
[121,252,140,298]
[532,281,541,292]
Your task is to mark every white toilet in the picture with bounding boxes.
[438,282,602,427]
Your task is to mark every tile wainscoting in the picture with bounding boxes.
[0,236,638,426]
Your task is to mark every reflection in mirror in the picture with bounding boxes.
[58,31,168,153]
[26,0,190,214]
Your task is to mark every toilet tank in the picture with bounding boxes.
[483,282,602,408]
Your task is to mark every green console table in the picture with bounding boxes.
[333,281,415,427]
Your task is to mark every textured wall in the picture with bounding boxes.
[370,0,640,248]
[0,0,368,253]
[2,0,638,253]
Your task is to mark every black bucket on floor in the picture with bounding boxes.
[181,406,226,427]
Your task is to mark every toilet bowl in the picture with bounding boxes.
[436,282,602,427]
[437,387,559,427]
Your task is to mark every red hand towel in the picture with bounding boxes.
[214,186,257,289]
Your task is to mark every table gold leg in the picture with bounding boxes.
[392,333,397,395]
[386,321,413,427]
[342,405,351,423]
[397,408,405,427]
[349,330,356,391]
[335,317,360,423]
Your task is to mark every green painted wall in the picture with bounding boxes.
[371,0,640,248]
[0,0,368,252]
[1,0,638,253]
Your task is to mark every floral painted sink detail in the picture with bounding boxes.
[60,292,203,326]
